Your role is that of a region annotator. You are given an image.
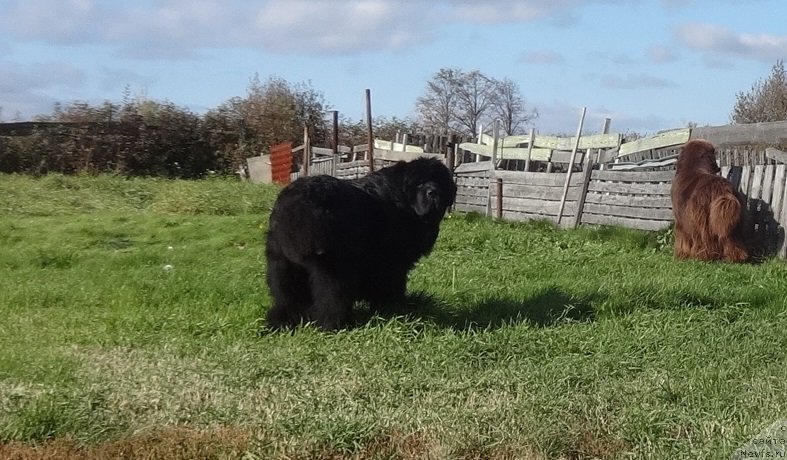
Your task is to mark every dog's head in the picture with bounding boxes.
[401,157,457,219]
[677,139,721,175]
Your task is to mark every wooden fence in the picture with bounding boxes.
[454,121,787,259]
[454,161,787,258]
[454,163,674,231]
[296,143,445,181]
[615,120,787,166]
[724,163,787,259]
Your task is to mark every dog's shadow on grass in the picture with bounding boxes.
[361,286,599,330]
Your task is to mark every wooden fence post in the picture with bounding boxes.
[365,89,375,172]
[496,177,503,219]
[446,144,455,177]
[557,107,587,226]
[475,123,483,163]
[491,119,500,169]
[302,126,310,177]
[331,110,339,177]
[485,120,502,218]
[574,117,612,228]
[524,127,535,172]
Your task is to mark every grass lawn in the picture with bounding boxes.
[1,174,787,459]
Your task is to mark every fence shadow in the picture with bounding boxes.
[743,196,784,261]
[364,286,599,330]
[726,166,785,261]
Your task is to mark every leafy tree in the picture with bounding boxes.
[732,60,787,124]
[202,97,249,173]
[335,114,366,149]
[124,99,213,178]
[374,116,420,143]
[204,75,329,168]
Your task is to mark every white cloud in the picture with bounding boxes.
[586,51,639,66]
[601,73,675,89]
[1,0,429,55]
[98,68,156,93]
[647,45,679,63]
[0,0,631,57]
[0,61,87,120]
[3,0,99,43]
[449,0,624,24]
[249,1,429,54]
[0,62,86,93]
[519,50,565,64]
[675,23,787,61]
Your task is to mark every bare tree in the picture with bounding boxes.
[732,60,787,124]
[453,70,499,138]
[415,68,462,135]
[494,77,538,135]
[416,68,538,138]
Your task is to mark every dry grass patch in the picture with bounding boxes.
[0,426,251,460]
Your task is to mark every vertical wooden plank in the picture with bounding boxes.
[761,165,775,205]
[447,145,456,177]
[596,118,614,170]
[475,123,483,163]
[758,164,776,257]
[557,107,587,226]
[302,126,310,177]
[773,165,787,259]
[771,165,786,224]
[485,175,492,218]
[747,165,765,241]
[726,166,743,190]
[574,150,594,229]
[524,127,535,172]
[496,178,503,219]
[574,118,612,228]
[780,177,787,259]
[331,111,339,177]
[365,88,375,172]
[750,165,765,201]
[739,165,752,197]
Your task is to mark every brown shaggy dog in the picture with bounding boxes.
[671,139,748,262]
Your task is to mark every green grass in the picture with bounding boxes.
[1,173,787,459]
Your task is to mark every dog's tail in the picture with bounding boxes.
[709,193,748,262]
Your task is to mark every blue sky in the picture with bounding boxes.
[1,0,785,135]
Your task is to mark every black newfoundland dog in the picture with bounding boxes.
[265,157,457,331]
